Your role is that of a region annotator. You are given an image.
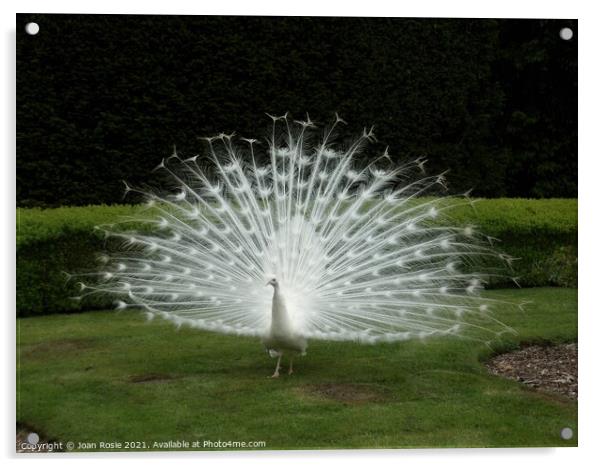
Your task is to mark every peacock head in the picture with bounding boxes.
[266,277,278,288]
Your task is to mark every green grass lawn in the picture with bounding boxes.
[17,287,577,450]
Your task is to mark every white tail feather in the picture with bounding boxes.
[82,114,517,344]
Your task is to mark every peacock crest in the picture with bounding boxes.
[79,113,519,349]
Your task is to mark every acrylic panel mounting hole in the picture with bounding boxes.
[25,22,39,35]
[559,27,573,40]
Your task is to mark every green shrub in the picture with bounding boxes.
[16,199,577,316]
[444,198,577,288]
[17,205,141,316]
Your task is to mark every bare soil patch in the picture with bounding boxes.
[128,372,177,383]
[22,338,96,357]
[299,383,390,404]
[486,343,577,399]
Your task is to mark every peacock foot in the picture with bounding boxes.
[269,372,280,378]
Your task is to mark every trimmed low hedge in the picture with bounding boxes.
[16,199,577,316]
[442,198,577,289]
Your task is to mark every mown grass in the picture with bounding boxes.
[17,287,576,450]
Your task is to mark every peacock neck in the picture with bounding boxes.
[271,285,292,332]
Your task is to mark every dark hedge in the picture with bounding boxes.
[17,15,576,207]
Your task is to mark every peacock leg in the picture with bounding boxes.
[269,354,282,378]
[288,357,294,375]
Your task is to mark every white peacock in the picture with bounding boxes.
[80,113,518,377]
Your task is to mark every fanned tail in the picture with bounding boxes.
[77,113,520,344]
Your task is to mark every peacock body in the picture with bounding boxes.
[81,113,518,376]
